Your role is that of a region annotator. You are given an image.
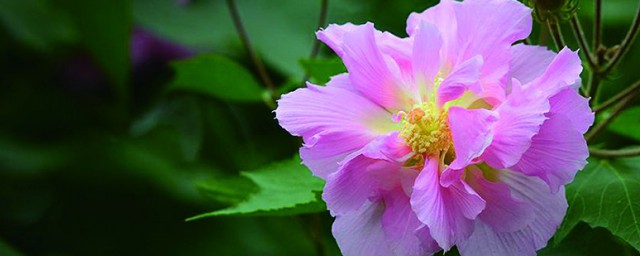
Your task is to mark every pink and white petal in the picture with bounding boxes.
[549,88,594,134]
[459,170,567,256]
[437,55,483,106]
[332,200,394,256]
[410,157,486,250]
[525,47,583,98]
[407,0,459,69]
[412,21,442,96]
[299,130,372,179]
[275,82,396,139]
[466,168,534,232]
[381,187,441,256]
[513,113,588,193]
[447,107,497,172]
[323,155,404,215]
[342,23,414,110]
[510,44,556,85]
[361,132,414,163]
[316,23,359,57]
[482,82,549,169]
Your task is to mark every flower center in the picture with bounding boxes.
[398,102,452,156]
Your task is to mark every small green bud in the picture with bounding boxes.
[524,0,579,23]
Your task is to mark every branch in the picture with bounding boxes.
[590,147,640,158]
[586,92,637,142]
[570,15,597,70]
[225,0,276,95]
[302,0,329,84]
[547,20,565,51]
[601,3,640,75]
[594,0,602,52]
[594,80,640,112]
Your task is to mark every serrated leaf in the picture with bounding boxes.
[555,157,640,251]
[608,107,640,142]
[300,58,346,84]
[170,54,265,102]
[187,156,325,220]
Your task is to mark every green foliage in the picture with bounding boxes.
[0,238,22,256]
[188,157,326,220]
[170,54,265,102]
[300,58,346,84]
[609,107,640,142]
[556,157,640,251]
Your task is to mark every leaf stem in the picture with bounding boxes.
[586,93,638,142]
[594,0,602,52]
[590,147,640,158]
[601,2,640,75]
[570,15,597,70]
[547,19,565,51]
[594,80,640,112]
[225,0,276,96]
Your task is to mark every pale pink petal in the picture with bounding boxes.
[316,23,359,57]
[525,47,583,98]
[437,55,483,106]
[412,21,442,96]
[447,107,497,172]
[482,81,549,169]
[513,113,588,192]
[299,130,372,179]
[509,44,556,85]
[342,23,414,110]
[406,0,458,69]
[410,157,486,250]
[466,168,534,232]
[275,82,395,139]
[549,89,594,134]
[458,170,568,256]
[332,200,394,256]
[381,187,441,256]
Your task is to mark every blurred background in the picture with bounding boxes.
[0,0,639,255]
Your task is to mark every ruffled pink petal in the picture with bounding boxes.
[437,55,483,106]
[412,21,442,96]
[466,168,534,233]
[482,81,549,169]
[276,81,396,139]
[300,130,372,179]
[549,88,594,134]
[316,23,359,58]
[341,23,415,110]
[458,170,567,256]
[381,187,441,256]
[447,107,497,172]
[332,200,394,256]
[524,47,582,98]
[410,157,486,250]
[513,113,588,193]
[509,44,556,85]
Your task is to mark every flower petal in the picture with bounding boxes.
[412,21,442,96]
[447,107,497,172]
[513,113,588,193]
[300,130,373,179]
[410,157,486,250]
[332,200,393,256]
[549,88,594,134]
[525,47,583,97]
[482,80,549,169]
[437,55,483,106]
[316,23,359,57]
[509,44,556,85]
[458,170,567,256]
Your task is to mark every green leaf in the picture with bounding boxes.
[608,107,640,142]
[300,58,346,84]
[187,156,325,220]
[57,0,131,99]
[555,157,640,251]
[0,237,22,256]
[0,0,77,50]
[170,54,265,102]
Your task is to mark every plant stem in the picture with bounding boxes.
[570,15,597,70]
[586,70,601,100]
[594,0,602,52]
[302,0,329,84]
[586,93,637,142]
[590,147,640,158]
[601,3,640,75]
[225,0,276,96]
[594,80,640,112]
[547,20,565,51]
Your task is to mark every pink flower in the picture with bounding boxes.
[275,0,593,255]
